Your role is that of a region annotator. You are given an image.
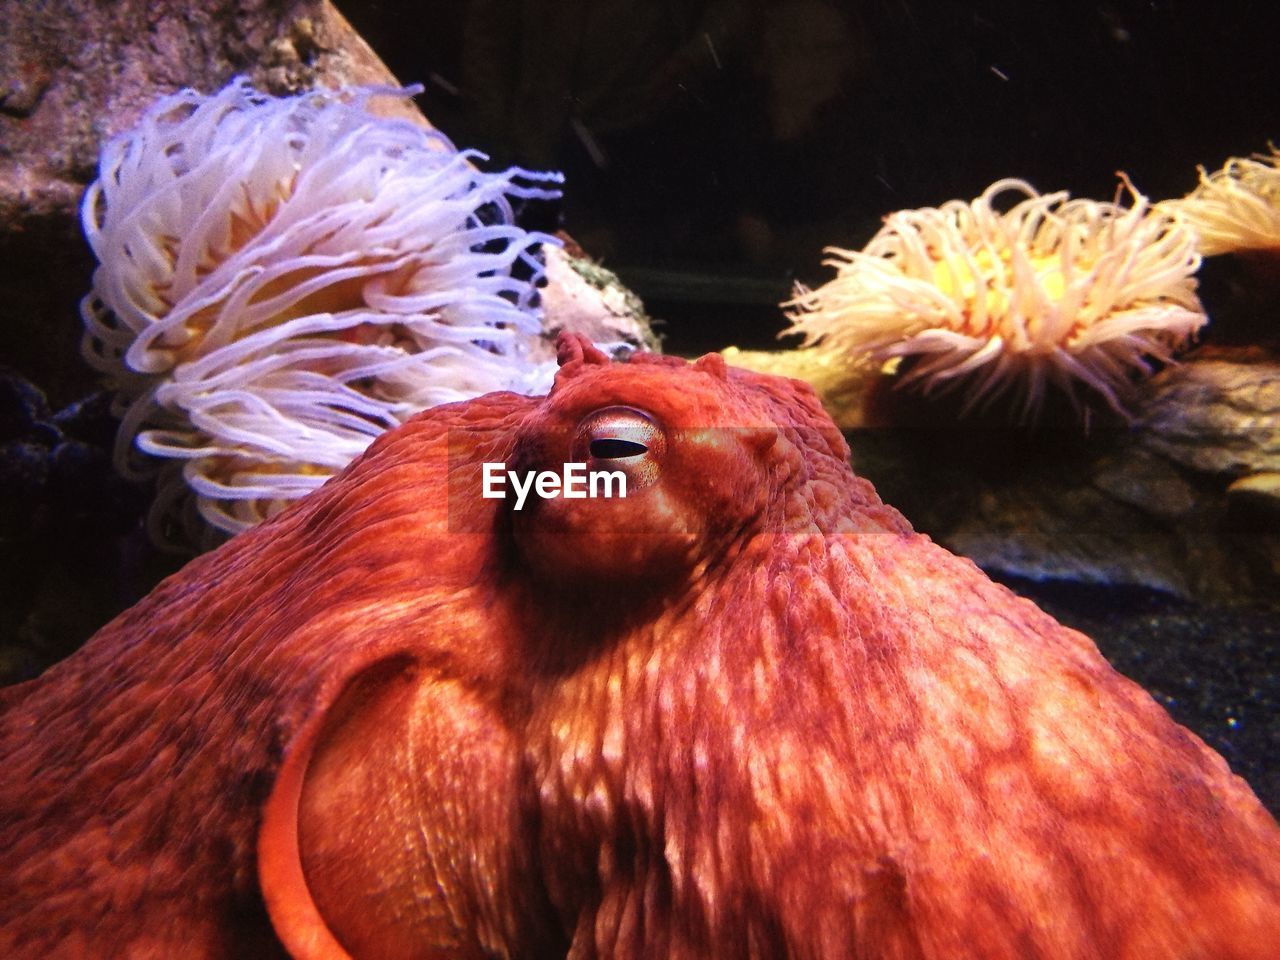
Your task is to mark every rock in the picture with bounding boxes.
[539,242,660,359]
[0,0,416,407]
[0,372,167,685]
[1229,472,1280,516]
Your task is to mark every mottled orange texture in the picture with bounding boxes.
[2,334,1278,959]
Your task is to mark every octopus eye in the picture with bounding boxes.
[590,437,647,460]
[574,406,666,488]
[515,405,689,585]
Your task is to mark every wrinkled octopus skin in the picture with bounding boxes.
[2,333,1278,959]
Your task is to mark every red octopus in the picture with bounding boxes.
[2,334,1278,959]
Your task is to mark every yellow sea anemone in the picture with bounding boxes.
[80,78,562,542]
[784,178,1206,422]
[1158,145,1280,257]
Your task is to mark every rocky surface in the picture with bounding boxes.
[1,0,419,406]
[0,371,173,683]
[540,239,661,357]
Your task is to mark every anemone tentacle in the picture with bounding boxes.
[81,77,563,542]
[785,178,1205,422]
[1158,145,1280,257]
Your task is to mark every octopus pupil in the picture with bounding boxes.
[590,438,647,459]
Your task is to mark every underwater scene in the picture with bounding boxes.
[1,0,1278,956]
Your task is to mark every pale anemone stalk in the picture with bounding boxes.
[1157,144,1280,257]
[80,77,563,543]
[785,177,1206,423]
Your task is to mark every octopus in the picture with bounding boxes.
[2,333,1278,959]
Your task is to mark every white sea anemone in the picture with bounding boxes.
[80,77,562,542]
[1158,145,1280,257]
[784,177,1206,422]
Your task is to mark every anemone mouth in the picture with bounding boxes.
[79,77,564,545]
[783,177,1206,424]
[1157,145,1280,258]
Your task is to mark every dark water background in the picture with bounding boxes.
[348,0,1278,349]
